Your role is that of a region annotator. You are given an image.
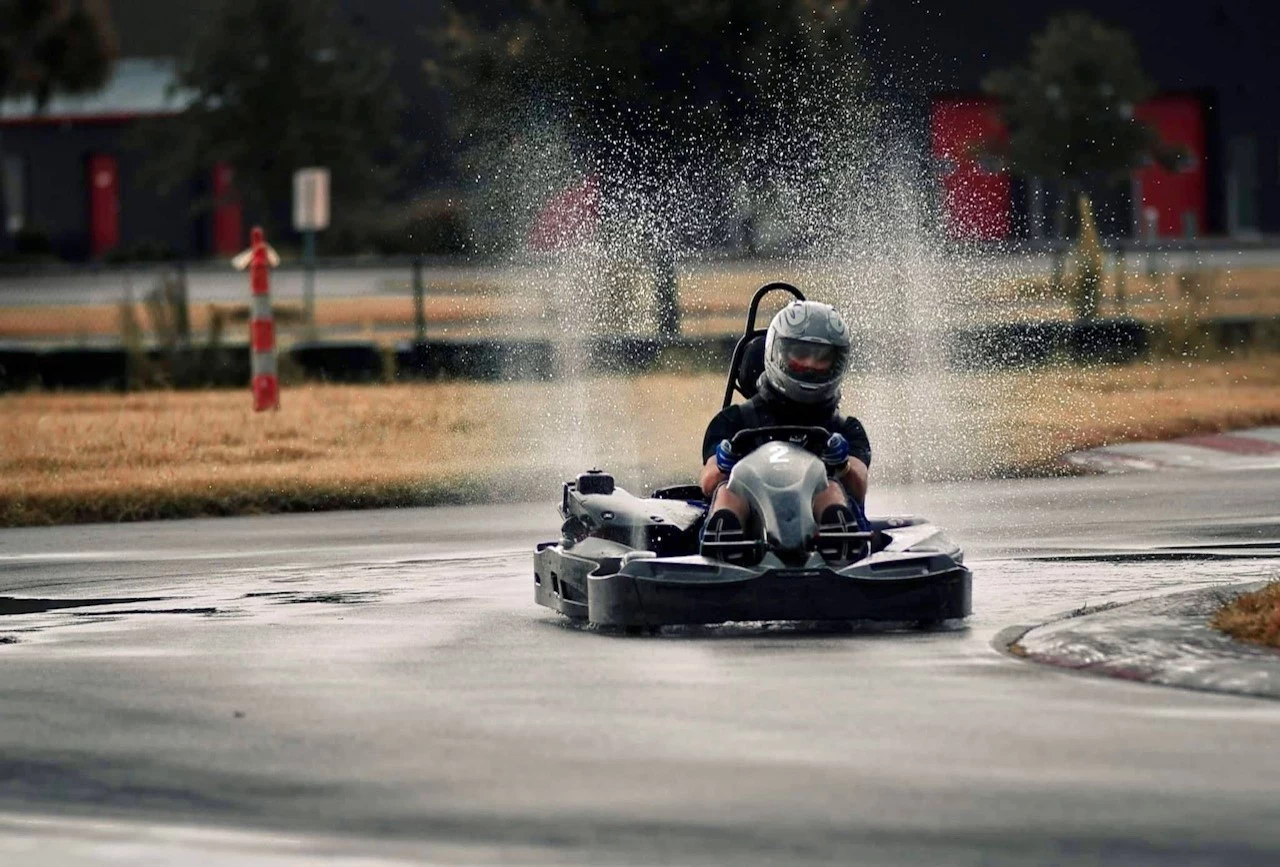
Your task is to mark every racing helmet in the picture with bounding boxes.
[761,300,851,404]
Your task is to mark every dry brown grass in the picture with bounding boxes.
[1212,582,1280,648]
[3,354,1279,526]
[985,354,1280,471]
[0,382,518,526]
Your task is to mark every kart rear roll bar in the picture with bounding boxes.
[722,281,806,409]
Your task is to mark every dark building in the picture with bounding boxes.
[861,0,1279,240]
[2,1,1275,259]
[0,58,242,261]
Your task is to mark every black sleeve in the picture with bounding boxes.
[839,416,872,469]
[701,405,745,463]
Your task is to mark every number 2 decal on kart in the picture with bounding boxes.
[767,444,790,464]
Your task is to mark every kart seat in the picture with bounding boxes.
[736,334,767,399]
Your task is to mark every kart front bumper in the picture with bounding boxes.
[585,556,972,628]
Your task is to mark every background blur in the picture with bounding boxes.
[2,1,1276,262]
[0,0,1277,522]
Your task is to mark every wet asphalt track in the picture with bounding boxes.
[1,469,1279,865]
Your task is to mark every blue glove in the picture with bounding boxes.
[822,433,850,474]
[715,438,738,474]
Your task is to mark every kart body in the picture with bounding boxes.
[533,282,972,629]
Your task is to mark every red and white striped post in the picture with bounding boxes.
[232,226,281,411]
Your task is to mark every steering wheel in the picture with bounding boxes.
[728,426,831,459]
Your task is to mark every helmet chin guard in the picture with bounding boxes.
[762,301,850,404]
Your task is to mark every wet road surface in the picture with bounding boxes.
[0,469,1278,864]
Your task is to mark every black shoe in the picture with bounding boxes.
[816,505,868,563]
[819,504,855,526]
[700,509,755,565]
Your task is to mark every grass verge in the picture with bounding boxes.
[1212,583,1280,649]
[3,354,1279,527]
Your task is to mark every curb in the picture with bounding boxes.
[995,581,1280,700]
[1066,428,1280,473]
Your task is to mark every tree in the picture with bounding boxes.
[982,12,1178,240]
[149,0,410,242]
[433,0,862,154]
[0,0,116,107]
[428,0,867,251]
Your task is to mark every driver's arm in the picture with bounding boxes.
[834,417,871,504]
[699,407,740,499]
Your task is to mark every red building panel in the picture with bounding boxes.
[212,162,243,256]
[930,98,1010,240]
[1133,96,1207,238]
[86,154,119,258]
[931,93,1209,241]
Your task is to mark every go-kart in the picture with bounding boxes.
[533,282,972,630]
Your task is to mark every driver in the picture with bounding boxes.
[698,299,870,559]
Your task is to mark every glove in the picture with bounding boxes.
[822,433,850,475]
[715,438,739,474]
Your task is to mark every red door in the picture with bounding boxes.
[87,154,119,257]
[930,98,1011,241]
[1133,96,1207,238]
[211,162,242,255]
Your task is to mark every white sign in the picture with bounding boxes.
[292,167,330,232]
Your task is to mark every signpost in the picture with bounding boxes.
[292,167,330,329]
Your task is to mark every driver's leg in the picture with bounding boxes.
[812,480,848,517]
[710,483,750,523]
[813,480,870,531]
[702,483,753,563]
[813,481,871,562]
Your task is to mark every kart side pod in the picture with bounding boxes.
[559,473,705,559]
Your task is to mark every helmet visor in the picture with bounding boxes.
[777,338,843,384]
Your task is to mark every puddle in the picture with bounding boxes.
[1027,545,1280,564]
[69,608,220,617]
[240,591,382,605]
[0,596,169,617]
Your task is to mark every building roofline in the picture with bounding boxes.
[0,58,193,126]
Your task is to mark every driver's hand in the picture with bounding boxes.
[822,433,850,474]
[715,439,739,474]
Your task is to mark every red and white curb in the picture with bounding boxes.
[1066,427,1280,473]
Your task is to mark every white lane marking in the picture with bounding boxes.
[0,813,420,865]
[0,551,143,561]
[1127,705,1280,723]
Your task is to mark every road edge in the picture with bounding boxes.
[991,581,1280,700]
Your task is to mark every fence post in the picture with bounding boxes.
[412,255,426,345]
[233,226,281,411]
[302,228,317,334]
